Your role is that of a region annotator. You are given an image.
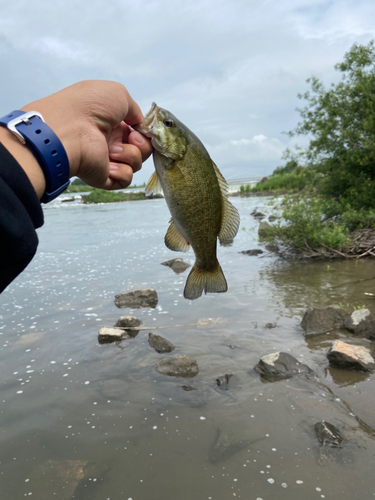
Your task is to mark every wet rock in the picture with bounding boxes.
[343,309,375,338]
[327,340,375,372]
[239,249,264,256]
[157,356,199,378]
[314,420,344,448]
[115,288,158,309]
[181,385,196,391]
[148,332,175,353]
[254,352,315,381]
[258,221,273,239]
[268,215,278,222]
[114,315,142,337]
[301,306,348,335]
[251,210,266,219]
[265,322,277,329]
[216,374,232,390]
[98,327,130,343]
[161,258,191,274]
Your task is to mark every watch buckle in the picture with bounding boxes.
[7,111,45,144]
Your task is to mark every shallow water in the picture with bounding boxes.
[1,196,375,499]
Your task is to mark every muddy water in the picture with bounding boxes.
[1,196,375,500]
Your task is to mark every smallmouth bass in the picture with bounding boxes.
[135,103,240,300]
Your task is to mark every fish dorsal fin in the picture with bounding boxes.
[145,171,163,196]
[211,161,240,245]
[165,219,190,253]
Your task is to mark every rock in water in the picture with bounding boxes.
[114,288,158,309]
[300,306,347,335]
[157,356,199,377]
[327,340,375,371]
[98,327,129,343]
[161,258,191,274]
[114,315,142,337]
[216,374,232,390]
[314,421,344,448]
[148,332,175,353]
[254,352,315,381]
[344,309,375,338]
[239,249,264,256]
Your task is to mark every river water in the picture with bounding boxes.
[1,195,375,500]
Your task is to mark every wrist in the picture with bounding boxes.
[0,126,46,198]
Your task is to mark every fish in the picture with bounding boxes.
[135,103,240,300]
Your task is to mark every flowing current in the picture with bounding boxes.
[1,195,375,500]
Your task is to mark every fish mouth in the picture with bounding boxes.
[134,102,159,136]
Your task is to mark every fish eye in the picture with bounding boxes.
[163,119,174,128]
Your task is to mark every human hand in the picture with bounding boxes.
[20,80,153,191]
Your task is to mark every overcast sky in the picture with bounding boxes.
[1,0,374,183]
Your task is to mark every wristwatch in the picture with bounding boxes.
[0,110,70,203]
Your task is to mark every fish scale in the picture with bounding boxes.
[135,103,240,299]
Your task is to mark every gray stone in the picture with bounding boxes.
[301,306,348,335]
[254,352,315,381]
[265,243,280,253]
[157,356,199,377]
[98,327,129,343]
[268,215,278,222]
[314,421,344,448]
[327,340,375,372]
[114,315,142,337]
[216,374,232,390]
[115,288,158,309]
[239,249,264,256]
[258,221,273,239]
[161,258,191,274]
[148,332,175,353]
[344,309,375,338]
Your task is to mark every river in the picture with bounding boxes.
[1,195,375,500]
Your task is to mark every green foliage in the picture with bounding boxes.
[290,40,375,209]
[266,196,350,250]
[82,189,162,204]
[252,167,315,193]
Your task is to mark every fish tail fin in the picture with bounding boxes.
[183,261,227,300]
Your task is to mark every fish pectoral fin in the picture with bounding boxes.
[219,197,240,245]
[184,262,227,300]
[165,219,190,252]
[145,171,163,196]
[210,161,240,244]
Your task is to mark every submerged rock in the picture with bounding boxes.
[209,429,264,464]
[115,288,158,309]
[114,315,142,337]
[161,258,191,274]
[258,221,273,239]
[327,340,375,372]
[254,352,315,381]
[157,356,199,377]
[98,327,129,343]
[216,374,232,390]
[344,309,375,338]
[239,249,264,256]
[301,306,347,335]
[314,420,344,448]
[148,332,175,353]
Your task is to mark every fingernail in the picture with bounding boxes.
[109,144,123,154]
[109,163,119,171]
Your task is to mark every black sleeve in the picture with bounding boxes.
[0,142,44,293]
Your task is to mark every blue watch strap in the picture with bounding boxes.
[0,110,70,203]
